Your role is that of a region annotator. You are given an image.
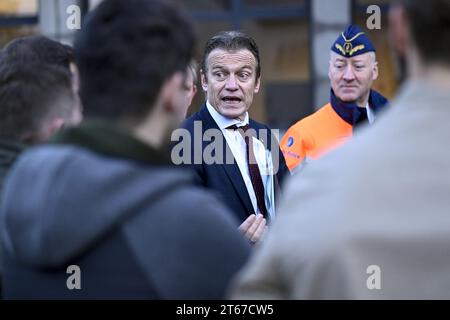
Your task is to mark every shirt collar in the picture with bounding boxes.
[366,102,375,124]
[206,101,249,130]
[330,89,388,126]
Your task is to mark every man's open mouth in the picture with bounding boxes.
[222,97,242,103]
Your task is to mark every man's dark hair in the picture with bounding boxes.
[201,30,261,79]
[1,35,75,73]
[0,62,76,143]
[400,0,450,65]
[74,0,195,122]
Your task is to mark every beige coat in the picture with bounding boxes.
[231,79,450,299]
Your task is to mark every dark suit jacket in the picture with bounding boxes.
[178,104,289,222]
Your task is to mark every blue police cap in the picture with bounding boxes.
[331,25,376,58]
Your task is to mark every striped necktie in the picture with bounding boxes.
[227,124,268,218]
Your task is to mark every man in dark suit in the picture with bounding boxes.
[172,31,288,243]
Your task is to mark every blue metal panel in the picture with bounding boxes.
[0,16,38,27]
[354,3,390,14]
[189,1,308,25]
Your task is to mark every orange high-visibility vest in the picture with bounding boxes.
[280,103,352,171]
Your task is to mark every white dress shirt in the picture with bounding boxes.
[206,102,275,218]
[366,102,375,124]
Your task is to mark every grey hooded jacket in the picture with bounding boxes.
[1,122,250,299]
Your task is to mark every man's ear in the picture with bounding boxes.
[254,76,261,93]
[188,85,197,107]
[200,69,208,92]
[159,71,183,114]
[41,117,65,141]
[389,5,409,60]
[372,61,379,81]
[69,62,80,93]
[328,52,336,81]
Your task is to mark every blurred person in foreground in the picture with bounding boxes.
[0,57,81,296]
[0,34,83,298]
[1,35,80,92]
[1,0,250,299]
[231,0,450,299]
[0,35,83,195]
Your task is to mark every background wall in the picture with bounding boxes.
[0,0,400,131]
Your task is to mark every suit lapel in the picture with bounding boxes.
[199,105,255,215]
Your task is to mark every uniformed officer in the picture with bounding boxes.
[280,24,389,172]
